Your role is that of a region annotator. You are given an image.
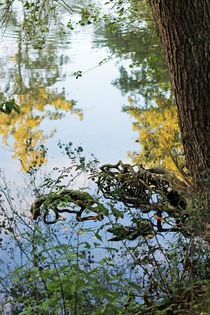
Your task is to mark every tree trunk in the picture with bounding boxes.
[148,0,210,182]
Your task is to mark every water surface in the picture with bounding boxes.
[0,16,141,183]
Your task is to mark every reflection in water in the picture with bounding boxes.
[93,11,169,104]
[0,3,141,176]
[0,1,184,174]
[0,20,82,171]
[0,88,81,171]
[93,6,184,173]
[124,94,185,175]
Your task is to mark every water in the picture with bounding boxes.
[0,17,140,184]
[0,4,180,313]
[0,7,146,300]
[0,0,170,265]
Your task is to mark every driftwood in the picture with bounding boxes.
[97,161,189,213]
[97,161,191,240]
[30,161,192,239]
[31,189,108,224]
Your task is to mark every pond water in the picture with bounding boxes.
[0,12,143,185]
[0,1,175,251]
[0,2,159,281]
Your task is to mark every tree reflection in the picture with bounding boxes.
[93,3,184,173]
[0,18,82,172]
[124,94,185,175]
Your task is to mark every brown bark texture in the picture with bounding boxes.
[148,0,210,181]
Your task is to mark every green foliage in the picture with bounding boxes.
[3,225,208,314]
[0,144,209,314]
[73,70,83,79]
[3,226,131,314]
[0,99,20,114]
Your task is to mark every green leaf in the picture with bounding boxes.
[73,70,83,79]
[94,231,102,241]
[128,281,141,291]
[0,99,21,114]
[84,241,91,249]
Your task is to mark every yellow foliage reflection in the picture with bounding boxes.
[127,93,185,176]
[0,88,82,172]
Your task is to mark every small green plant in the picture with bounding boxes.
[2,222,141,314]
[0,99,21,114]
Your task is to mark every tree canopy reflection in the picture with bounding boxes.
[0,23,82,172]
[93,5,184,174]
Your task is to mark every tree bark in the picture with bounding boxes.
[148,0,210,181]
